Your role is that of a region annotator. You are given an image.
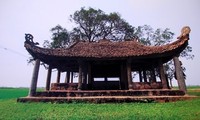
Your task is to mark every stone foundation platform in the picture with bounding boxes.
[17,89,198,103]
[18,95,197,103]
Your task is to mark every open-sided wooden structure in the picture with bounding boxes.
[18,27,194,103]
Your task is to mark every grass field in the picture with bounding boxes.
[0,87,200,120]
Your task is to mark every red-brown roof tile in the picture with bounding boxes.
[25,36,189,59]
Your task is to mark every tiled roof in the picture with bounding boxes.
[25,36,189,59]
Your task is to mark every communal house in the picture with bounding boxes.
[18,26,193,103]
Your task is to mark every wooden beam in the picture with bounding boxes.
[173,56,187,93]
[28,59,40,96]
[45,65,52,91]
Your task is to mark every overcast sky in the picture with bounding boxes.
[0,0,200,87]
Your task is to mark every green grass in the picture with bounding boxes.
[0,88,28,99]
[187,86,200,96]
[0,87,200,120]
[187,85,200,89]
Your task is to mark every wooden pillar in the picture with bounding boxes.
[120,63,124,89]
[28,59,40,97]
[78,61,83,90]
[120,62,128,90]
[159,61,168,89]
[127,59,133,90]
[150,68,156,82]
[64,72,67,83]
[65,71,70,83]
[56,70,61,83]
[143,70,147,82]
[82,63,88,90]
[45,65,52,91]
[70,72,73,83]
[139,70,143,82]
[173,56,187,93]
[123,63,128,90]
[88,63,92,89]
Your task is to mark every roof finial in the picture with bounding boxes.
[177,26,191,39]
[25,33,39,45]
[25,33,34,42]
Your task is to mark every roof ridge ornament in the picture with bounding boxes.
[177,26,191,39]
[25,33,39,46]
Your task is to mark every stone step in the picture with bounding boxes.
[35,89,185,97]
[17,95,198,103]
